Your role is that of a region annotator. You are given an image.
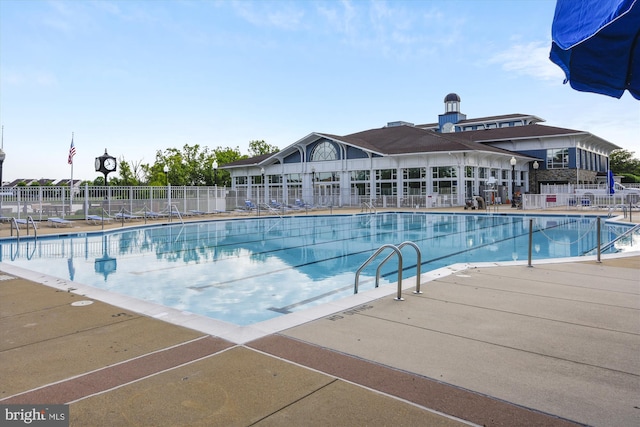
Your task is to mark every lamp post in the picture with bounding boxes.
[212,160,218,186]
[260,167,265,204]
[510,156,517,208]
[164,165,171,217]
[0,126,5,215]
[311,167,316,206]
[532,161,539,194]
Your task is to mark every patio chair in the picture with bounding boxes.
[86,214,113,224]
[114,212,142,221]
[15,218,39,228]
[48,217,73,228]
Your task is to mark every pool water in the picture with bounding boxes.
[0,213,635,325]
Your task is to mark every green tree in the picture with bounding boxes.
[150,144,217,186]
[610,149,640,182]
[212,146,246,187]
[248,140,279,157]
[110,157,140,186]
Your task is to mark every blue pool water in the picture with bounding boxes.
[0,213,636,325]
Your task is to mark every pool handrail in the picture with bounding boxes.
[354,243,404,301]
[375,241,422,294]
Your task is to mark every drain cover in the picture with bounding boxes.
[71,300,94,307]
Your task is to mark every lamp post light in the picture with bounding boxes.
[212,160,218,186]
[0,126,5,214]
[260,167,265,204]
[311,167,316,206]
[164,165,171,217]
[532,161,539,194]
[510,156,517,208]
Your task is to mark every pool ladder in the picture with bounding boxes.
[10,216,38,240]
[361,201,377,214]
[354,241,422,301]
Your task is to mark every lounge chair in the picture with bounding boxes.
[12,218,39,229]
[141,211,167,219]
[114,212,142,221]
[86,214,112,224]
[245,201,257,210]
[48,217,73,228]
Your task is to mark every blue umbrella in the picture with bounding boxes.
[608,170,616,194]
[550,0,640,99]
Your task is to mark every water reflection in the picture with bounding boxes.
[0,213,634,325]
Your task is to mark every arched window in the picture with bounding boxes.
[310,141,338,162]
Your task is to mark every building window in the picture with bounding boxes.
[351,170,370,181]
[547,148,569,169]
[465,166,475,178]
[287,173,301,183]
[235,176,247,185]
[432,167,457,178]
[376,169,397,180]
[310,141,338,161]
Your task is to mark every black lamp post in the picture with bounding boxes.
[0,146,5,215]
[532,161,539,194]
[510,156,517,208]
[212,160,218,186]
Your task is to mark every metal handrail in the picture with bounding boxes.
[375,241,422,293]
[25,216,38,239]
[10,218,20,239]
[354,243,404,301]
[361,201,377,214]
[168,204,184,224]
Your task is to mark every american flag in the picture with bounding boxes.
[68,137,76,165]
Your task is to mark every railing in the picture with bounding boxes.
[354,243,404,301]
[361,201,376,214]
[375,241,422,293]
[9,216,38,240]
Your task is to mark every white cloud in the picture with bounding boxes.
[487,40,564,81]
[0,68,58,88]
[231,0,306,30]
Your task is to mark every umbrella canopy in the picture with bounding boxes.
[550,0,640,99]
[608,170,616,194]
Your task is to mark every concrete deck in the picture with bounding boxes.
[1,209,639,426]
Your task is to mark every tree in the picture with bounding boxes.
[109,157,141,186]
[212,146,246,187]
[248,140,279,157]
[149,144,217,186]
[610,149,640,182]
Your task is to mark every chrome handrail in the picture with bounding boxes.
[375,241,422,293]
[354,243,403,301]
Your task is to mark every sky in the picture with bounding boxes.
[1,0,639,183]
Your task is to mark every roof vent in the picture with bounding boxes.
[386,121,415,127]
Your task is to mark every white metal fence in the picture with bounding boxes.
[0,184,226,220]
[2,183,638,221]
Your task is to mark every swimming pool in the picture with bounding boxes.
[0,213,635,326]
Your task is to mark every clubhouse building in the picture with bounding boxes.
[223,94,620,208]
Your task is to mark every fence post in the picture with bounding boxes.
[527,218,533,267]
[597,217,601,263]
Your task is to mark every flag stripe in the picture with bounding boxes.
[68,139,76,165]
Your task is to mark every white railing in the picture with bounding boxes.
[0,184,228,219]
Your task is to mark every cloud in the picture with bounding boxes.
[1,68,58,88]
[487,40,564,81]
[231,0,306,30]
